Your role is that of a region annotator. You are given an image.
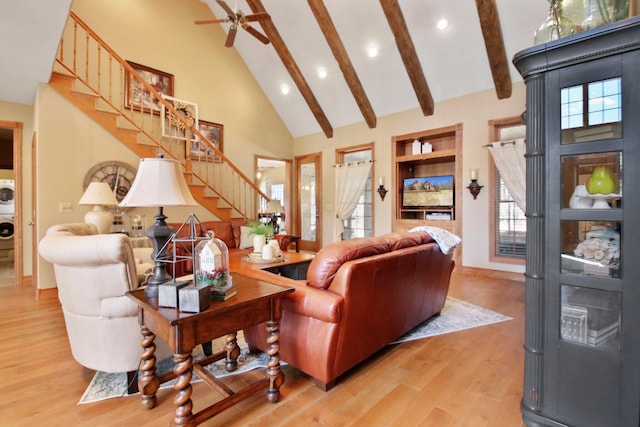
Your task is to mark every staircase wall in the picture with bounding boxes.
[35,0,295,290]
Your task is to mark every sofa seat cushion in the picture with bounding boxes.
[306,237,390,289]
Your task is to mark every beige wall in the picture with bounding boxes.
[294,83,527,274]
[34,0,294,289]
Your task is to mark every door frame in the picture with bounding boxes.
[295,152,322,252]
[0,120,23,285]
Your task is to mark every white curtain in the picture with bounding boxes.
[334,161,372,241]
[488,139,526,211]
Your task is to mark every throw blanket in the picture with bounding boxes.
[409,226,461,255]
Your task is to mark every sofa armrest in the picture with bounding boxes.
[280,280,343,324]
[100,295,139,318]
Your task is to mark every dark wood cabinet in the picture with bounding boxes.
[514,17,640,427]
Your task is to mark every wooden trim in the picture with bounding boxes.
[379,0,434,116]
[254,155,293,232]
[488,116,525,266]
[35,286,58,301]
[247,0,333,138]
[295,152,322,251]
[308,0,376,129]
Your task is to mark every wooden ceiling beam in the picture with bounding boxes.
[308,0,376,129]
[247,0,333,138]
[475,0,512,99]
[379,0,434,116]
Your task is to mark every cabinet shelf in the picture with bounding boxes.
[396,149,456,164]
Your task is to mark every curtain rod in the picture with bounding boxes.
[333,160,375,167]
[482,139,525,148]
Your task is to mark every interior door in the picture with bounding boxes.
[296,153,322,252]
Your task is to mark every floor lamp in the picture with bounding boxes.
[119,157,197,298]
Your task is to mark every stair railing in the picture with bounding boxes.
[55,10,269,219]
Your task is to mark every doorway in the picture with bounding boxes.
[0,122,18,287]
[255,156,291,233]
[295,152,322,252]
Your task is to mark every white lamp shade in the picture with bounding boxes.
[266,199,284,213]
[119,157,197,207]
[79,182,118,206]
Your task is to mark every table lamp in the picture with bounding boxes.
[119,157,197,297]
[78,182,119,234]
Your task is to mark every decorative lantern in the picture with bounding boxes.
[193,230,232,291]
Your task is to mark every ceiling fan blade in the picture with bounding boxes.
[194,18,228,25]
[225,25,238,47]
[244,12,270,22]
[216,0,235,17]
[242,24,270,45]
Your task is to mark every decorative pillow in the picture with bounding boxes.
[306,237,390,289]
[409,226,461,255]
[239,226,254,249]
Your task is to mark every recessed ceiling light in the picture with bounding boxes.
[367,45,379,58]
[281,84,290,95]
[437,18,449,30]
[318,67,327,79]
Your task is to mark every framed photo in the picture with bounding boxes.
[125,61,174,113]
[192,120,224,161]
[161,96,198,140]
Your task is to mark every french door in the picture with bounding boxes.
[295,152,322,252]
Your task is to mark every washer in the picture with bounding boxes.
[0,180,14,215]
[0,215,14,251]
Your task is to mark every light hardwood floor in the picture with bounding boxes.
[0,267,526,426]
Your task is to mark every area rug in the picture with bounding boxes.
[79,297,510,404]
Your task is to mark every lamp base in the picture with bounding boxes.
[84,206,113,234]
[144,207,175,299]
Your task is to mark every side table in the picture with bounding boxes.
[127,274,294,426]
[273,234,301,252]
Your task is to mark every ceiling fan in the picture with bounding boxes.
[195,0,270,48]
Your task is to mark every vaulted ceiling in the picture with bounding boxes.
[199,0,548,138]
[0,1,549,139]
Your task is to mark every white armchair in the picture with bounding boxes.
[38,223,170,392]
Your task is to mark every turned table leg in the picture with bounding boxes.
[172,352,196,427]
[225,332,241,372]
[265,319,284,403]
[139,325,160,410]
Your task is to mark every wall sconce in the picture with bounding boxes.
[377,177,388,201]
[466,169,483,200]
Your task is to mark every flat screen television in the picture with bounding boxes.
[402,175,454,208]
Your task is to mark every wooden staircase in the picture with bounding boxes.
[51,11,268,222]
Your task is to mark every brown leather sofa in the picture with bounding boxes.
[243,231,456,391]
[167,219,251,277]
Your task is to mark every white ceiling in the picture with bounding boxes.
[199,0,549,137]
[0,0,72,105]
[0,1,549,138]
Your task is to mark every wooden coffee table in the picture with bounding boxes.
[127,274,294,426]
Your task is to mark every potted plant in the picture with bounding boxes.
[247,221,274,253]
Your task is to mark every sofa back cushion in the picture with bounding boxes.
[307,237,391,289]
[379,231,433,251]
[202,221,236,249]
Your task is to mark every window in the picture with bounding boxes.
[561,77,622,143]
[336,144,374,239]
[489,118,526,263]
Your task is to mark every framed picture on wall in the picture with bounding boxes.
[161,96,198,140]
[191,120,224,161]
[124,61,174,113]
